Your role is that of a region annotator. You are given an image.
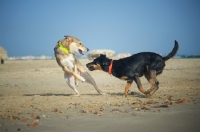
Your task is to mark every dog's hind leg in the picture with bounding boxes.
[123,80,133,97]
[74,64,79,86]
[81,72,106,95]
[133,75,150,97]
[64,73,81,96]
[144,70,159,96]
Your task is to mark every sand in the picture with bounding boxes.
[0,59,200,132]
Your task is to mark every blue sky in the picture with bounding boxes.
[0,0,199,57]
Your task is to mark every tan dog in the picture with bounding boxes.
[54,36,105,96]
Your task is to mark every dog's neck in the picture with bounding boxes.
[108,60,113,74]
[58,41,70,54]
[104,59,122,77]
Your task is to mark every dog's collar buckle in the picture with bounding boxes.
[58,41,70,54]
[108,60,113,74]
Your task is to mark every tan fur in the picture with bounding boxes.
[54,36,104,96]
[123,80,133,97]
[120,76,129,80]
[54,36,88,82]
[88,64,103,71]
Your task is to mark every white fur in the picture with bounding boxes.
[55,37,104,96]
[60,54,75,71]
[64,72,80,95]
[69,42,79,54]
[69,42,87,54]
[64,68,102,96]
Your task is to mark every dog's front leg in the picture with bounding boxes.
[62,66,85,82]
[123,80,133,97]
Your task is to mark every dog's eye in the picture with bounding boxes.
[94,60,99,65]
[79,43,82,45]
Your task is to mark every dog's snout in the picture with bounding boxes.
[87,48,89,52]
[86,63,90,68]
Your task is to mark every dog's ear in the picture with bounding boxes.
[102,59,111,66]
[64,36,73,43]
[100,54,106,57]
[102,61,109,65]
[99,54,109,65]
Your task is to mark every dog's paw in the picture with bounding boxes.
[78,76,85,82]
[144,92,151,98]
[74,93,81,97]
[99,91,107,95]
[75,82,79,86]
[122,94,128,97]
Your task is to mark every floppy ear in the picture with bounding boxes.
[102,62,109,65]
[102,61,110,66]
[64,36,73,43]
[100,54,106,57]
[99,54,109,65]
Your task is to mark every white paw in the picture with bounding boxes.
[78,76,85,82]
[75,82,79,86]
[74,93,81,97]
[100,92,107,95]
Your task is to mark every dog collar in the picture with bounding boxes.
[58,41,70,54]
[108,60,113,74]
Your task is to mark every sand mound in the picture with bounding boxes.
[0,45,8,59]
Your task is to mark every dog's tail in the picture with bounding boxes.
[163,40,179,61]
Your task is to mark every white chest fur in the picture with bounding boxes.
[60,54,75,71]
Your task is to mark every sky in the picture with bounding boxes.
[0,0,200,57]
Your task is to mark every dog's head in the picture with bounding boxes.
[61,36,89,55]
[86,54,111,71]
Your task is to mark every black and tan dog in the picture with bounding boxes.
[86,40,179,97]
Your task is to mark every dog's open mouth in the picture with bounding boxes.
[86,64,95,71]
[78,49,84,55]
[87,66,95,71]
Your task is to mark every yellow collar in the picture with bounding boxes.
[58,41,70,54]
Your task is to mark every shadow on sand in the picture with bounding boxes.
[23,93,103,97]
[23,91,146,98]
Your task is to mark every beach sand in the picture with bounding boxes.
[0,59,200,132]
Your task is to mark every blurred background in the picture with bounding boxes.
[0,0,200,59]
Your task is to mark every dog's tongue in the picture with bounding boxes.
[79,49,84,55]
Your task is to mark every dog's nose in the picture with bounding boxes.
[86,63,91,68]
[87,48,89,52]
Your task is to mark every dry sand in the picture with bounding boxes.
[0,59,200,132]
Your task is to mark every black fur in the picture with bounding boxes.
[86,40,179,96]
